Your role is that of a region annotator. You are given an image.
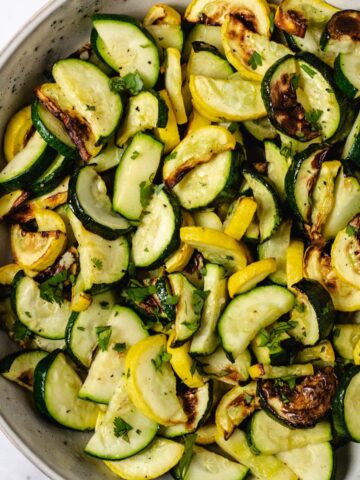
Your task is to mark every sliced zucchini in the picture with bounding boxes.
[28,176,69,212]
[183,24,223,61]
[0,190,28,222]
[257,367,337,428]
[92,136,124,173]
[160,382,212,437]
[335,53,360,99]
[222,14,291,81]
[193,210,222,231]
[320,10,360,55]
[185,0,271,35]
[30,154,72,197]
[67,208,129,291]
[65,290,115,368]
[163,125,235,190]
[173,445,248,480]
[52,58,123,146]
[92,14,160,88]
[11,272,71,340]
[264,141,290,200]
[333,324,360,361]
[173,150,242,210]
[196,422,217,445]
[243,166,282,241]
[3,105,34,162]
[190,264,227,356]
[165,47,187,125]
[85,378,157,460]
[31,99,78,159]
[277,443,335,480]
[33,350,99,431]
[30,336,66,353]
[113,132,163,220]
[190,75,266,122]
[69,165,131,240]
[243,117,277,142]
[216,429,297,480]
[0,131,56,192]
[145,24,184,52]
[116,90,168,146]
[285,144,329,224]
[125,334,187,426]
[105,437,184,480]
[0,264,22,286]
[79,306,148,404]
[249,410,332,454]
[249,363,314,380]
[342,109,360,164]
[218,285,294,360]
[332,216,360,288]
[132,189,181,269]
[187,41,233,79]
[143,4,182,26]
[289,279,335,345]
[0,349,48,390]
[332,365,360,441]
[200,347,251,384]
[251,325,292,367]
[295,340,335,366]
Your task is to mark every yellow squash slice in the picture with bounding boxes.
[228,258,277,297]
[223,196,257,240]
[165,48,187,125]
[0,264,22,285]
[331,222,360,289]
[3,105,34,162]
[165,211,194,273]
[167,331,204,388]
[286,239,305,287]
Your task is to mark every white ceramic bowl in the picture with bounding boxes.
[0,1,359,479]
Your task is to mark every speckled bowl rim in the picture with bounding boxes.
[0,5,67,477]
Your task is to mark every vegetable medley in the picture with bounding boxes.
[0,0,360,479]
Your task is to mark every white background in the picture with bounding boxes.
[0,8,49,480]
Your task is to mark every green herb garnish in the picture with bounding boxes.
[113,417,133,442]
[96,325,112,352]
[151,345,172,373]
[248,51,263,70]
[109,71,144,96]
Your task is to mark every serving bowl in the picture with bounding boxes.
[0,0,359,479]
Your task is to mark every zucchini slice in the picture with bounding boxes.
[218,285,294,360]
[160,382,213,437]
[333,324,360,361]
[173,445,248,480]
[145,24,183,52]
[257,367,337,429]
[335,53,360,99]
[67,208,129,290]
[69,166,131,240]
[132,189,181,269]
[342,109,360,164]
[200,347,251,384]
[243,166,282,242]
[168,272,203,346]
[153,90,180,155]
[333,365,360,441]
[85,378,158,460]
[3,105,34,162]
[190,75,266,122]
[190,264,227,356]
[91,14,160,88]
[79,306,148,404]
[116,90,168,146]
[249,410,333,454]
[222,14,291,81]
[65,290,115,368]
[163,125,235,190]
[113,132,163,221]
[332,215,360,288]
[243,117,277,142]
[31,99,78,159]
[216,429,297,480]
[0,349,48,391]
[173,150,242,210]
[0,190,28,222]
[187,41,233,79]
[288,279,335,345]
[285,144,329,224]
[165,48,187,125]
[52,58,123,146]
[264,141,289,200]
[11,272,72,340]
[30,154,72,197]
[33,350,99,431]
[320,10,360,55]
[277,443,335,480]
[183,24,223,60]
[0,131,56,192]
[185,0,271,35]
[295,340,335,366]
[92,136,124,173]
[105,437,184,480]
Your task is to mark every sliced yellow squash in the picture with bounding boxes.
[223,196,257,240]
[144,3,182,25]
[154,90,180,154]
[286,239,304,288]
[163,125,235,189]
[0,264,22,285]
[196,423,217,445]
[180,226,248,273]
[190,75,266,122]
[228,258,277,297]
[126,334,187,426]
[167,331,204,388]
[331,222,360,289]
[353,338,360,365]
[0,190,28,221]
[165,211,194,273]
[3,105,34,162]
[187,109,211,135]
[165,48,187,125]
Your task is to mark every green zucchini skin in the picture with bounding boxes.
[332,365,360,441]
[0,349,43,374]
[64,312,82,368]
[342,110,360,164]
[334,54,358,99]
[150,89,169,129]
[30,155,73,197]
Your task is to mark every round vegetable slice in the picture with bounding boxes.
[228,258,277,297]
[3,105,34,162]
[333,365,360,441]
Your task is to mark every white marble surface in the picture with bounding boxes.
[0,4,49,480]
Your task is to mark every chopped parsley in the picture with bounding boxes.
[91,257,103,270]
[164,294,179,306]
[13,321,31,342]
[248,51,263,70]
[131,150,140,160]
[192,289,210,315]
[154,183,165,195]
[258,320,297,353]
[269,11,275,33]
[139,181,154,208]
[166,151,177,161]
[291,74,300,90]
[151,345,172,373]
[95,326,112,352]
[304,109,323,131]
[109,71,144,96]
[113,342,127,353]
[228,122,238,133]
[346,224,357,237]
[122,284,157,303]
[39,270,69,305]
[280,145,293,159]
[300,64,316,78]
[173,434,197,480]
[113,417,133,442]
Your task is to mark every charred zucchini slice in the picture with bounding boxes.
[320,10,360,55]
[0,349,48,391]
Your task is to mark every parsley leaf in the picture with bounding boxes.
[166,151,177,161]
[13,321,31,342]
[113,342,127,352]
[346,224,357,237]
[258,321,297,353]
[192,289,210,315]
[131,150,140,160]
[304,109,323,131]
[113,417,133,442]
[91,257,103,270]
[269,11,275,33]
[154,183,165,195]
[164,294,179,306]
[39,270,69,305]
[228,122,238,133]
[96,326,112,352]
[173,434,197,480]
[291,74,300,90]
[280,145,293,159]
[300,64,316,78]
[139,181,154,208]
[151,345,172,373]
[122,284,157,303]
[109,71,144,96]
[248,51,263,70]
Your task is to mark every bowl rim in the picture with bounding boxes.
[0,3,68,477]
